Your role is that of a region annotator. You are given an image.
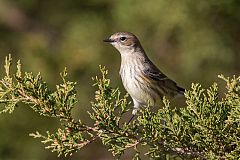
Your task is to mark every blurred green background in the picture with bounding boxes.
[0,0,240,159]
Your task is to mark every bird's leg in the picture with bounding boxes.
[127,100,140,124]
[127,114,135,124]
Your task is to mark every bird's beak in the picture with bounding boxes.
[103,38,115,43]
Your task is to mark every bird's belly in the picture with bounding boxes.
[121,73,157,106]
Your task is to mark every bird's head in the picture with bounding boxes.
[103,32,142,54]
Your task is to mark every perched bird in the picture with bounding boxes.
[103,32,184,117]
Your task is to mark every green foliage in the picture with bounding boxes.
[0,1,240,159]
[0,55,240,159]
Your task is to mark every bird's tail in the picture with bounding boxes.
[173,86,186,104]
[177,86,185,95]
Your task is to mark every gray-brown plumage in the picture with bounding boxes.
[104,32,184,115]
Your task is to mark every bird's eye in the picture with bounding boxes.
[120,37,126,41]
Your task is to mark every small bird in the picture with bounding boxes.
[103,32,184,117]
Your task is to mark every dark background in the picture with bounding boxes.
[0,0,240,159]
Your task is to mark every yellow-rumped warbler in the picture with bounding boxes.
[104,32,184,116]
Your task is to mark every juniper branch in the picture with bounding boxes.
[0,55,240,159]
